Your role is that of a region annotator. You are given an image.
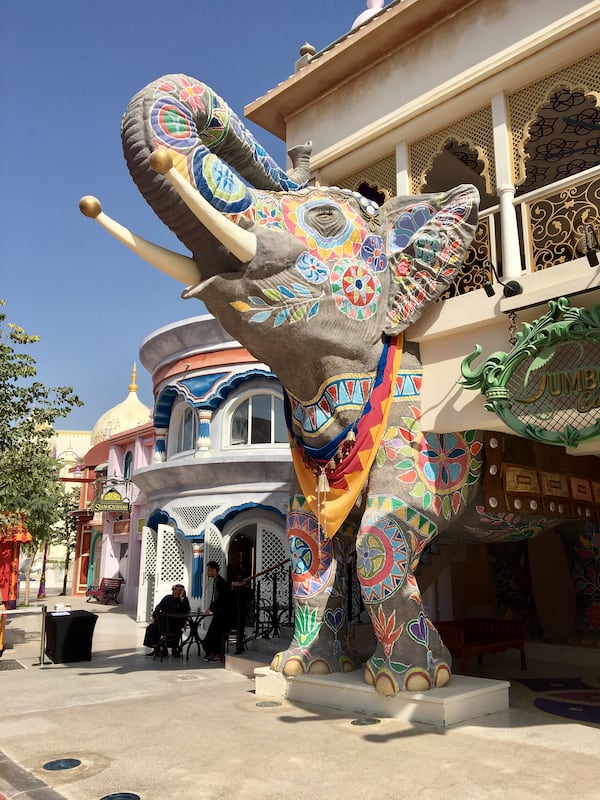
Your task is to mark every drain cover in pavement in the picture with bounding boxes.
[43,758,81,771]
[350,717,381,726]
[0,659,25,671]
[99,794,141,800]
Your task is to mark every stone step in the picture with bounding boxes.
[225,651,272,678]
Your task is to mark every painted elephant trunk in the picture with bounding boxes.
[121,74,312,276]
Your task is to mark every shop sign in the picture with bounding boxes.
[92,487,130,513]
[461,298,600,448]
[113,520,130,535]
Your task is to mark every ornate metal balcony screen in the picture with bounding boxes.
[524,176,600,271]
[334,53,599,296]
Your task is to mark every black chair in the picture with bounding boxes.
[154,611,184,662]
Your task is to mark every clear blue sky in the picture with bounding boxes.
[1,0,369,430]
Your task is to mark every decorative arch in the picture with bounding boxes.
[516,84,600,195]
[409,105,495,196]
[146,507,188,539]
[508,53,600,188]
[154,368,277,428]
[212,502,286,531]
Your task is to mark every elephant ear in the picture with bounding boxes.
[382,184,480,335]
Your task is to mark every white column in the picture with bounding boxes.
[492,92,523,279]
[395,141,410,196]
[195,410,212,458]
[153,429,167,463]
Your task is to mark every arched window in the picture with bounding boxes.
[229,393,286,446]
[123,450,133,480]
[168,400,198,456]
[177,405,198,453]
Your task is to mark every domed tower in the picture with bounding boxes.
[91,365,151,445]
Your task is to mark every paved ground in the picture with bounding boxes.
[1,589,599,800]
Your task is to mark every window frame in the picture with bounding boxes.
[167,398,199,458]
[123,450,133,480]
[225,389,287,449]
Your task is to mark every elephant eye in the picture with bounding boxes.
[303,204,348,239]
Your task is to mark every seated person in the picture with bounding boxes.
[144,583,191,656]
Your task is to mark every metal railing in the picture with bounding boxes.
[230,559,292,652]
[440,168,599,299]
[228,556,367,652]
[0,604,48,666]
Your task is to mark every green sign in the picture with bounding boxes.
[92,499,130,512]
[461,298,600,448]
[91,487,130,513]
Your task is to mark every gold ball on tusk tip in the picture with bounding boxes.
[149,148,173,174]
[79,196,102,218]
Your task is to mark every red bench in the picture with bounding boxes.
[85,578,124,605]
[436,618,527,674]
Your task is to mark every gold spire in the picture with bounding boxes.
[128,363,138,393]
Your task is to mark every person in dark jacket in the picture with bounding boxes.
[202,561,229,662]
[144,583,191,656]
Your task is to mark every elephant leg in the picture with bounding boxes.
[356,499,451,695]
[270,498,361,677]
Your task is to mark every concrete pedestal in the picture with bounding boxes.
[254,666,510,727]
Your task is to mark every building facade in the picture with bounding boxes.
[71,369,152,603]
[242,0,599,643]
[103,1,600,643]
[131,316,293,623]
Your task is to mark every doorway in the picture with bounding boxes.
[227,529,254,584]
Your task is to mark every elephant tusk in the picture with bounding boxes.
[79,195,201,286]
[149,149,257,265]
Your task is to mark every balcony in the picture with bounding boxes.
[443,168,599,299]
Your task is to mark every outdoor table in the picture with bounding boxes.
[164,610,209,660]
[45,610,98,663]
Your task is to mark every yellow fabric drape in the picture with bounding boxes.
[290,337,403,538]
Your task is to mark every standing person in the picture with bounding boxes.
[202,561,229,662]
[144,583,191,657]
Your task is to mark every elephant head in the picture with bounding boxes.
[83,74,478,416]
[81,74,483,694]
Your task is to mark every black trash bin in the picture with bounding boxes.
[45,610,98,663]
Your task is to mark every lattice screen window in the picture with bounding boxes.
[336,154,396,201]
[159,529,186,583]
[258,527,288,607]
[142,532,158,619]
[171,504,222,531]
[206,522,225,574]
[143,530,157,578]
[259,527,286,569]
[508,53,600,188]
[409,106,496,195]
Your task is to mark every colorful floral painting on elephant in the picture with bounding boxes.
[81,74,562,695]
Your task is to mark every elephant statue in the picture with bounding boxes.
[80,74,557,695]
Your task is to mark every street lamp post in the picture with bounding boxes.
[60,507,75,597]
[37,541,49,599]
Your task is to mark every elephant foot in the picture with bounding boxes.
[364,651,451,696]
[270,645,360,677]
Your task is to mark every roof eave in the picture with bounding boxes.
[244,0,476,140]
